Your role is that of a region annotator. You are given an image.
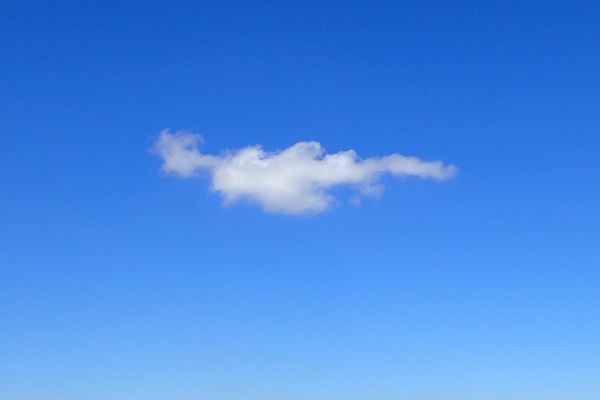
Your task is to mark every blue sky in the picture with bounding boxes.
[1,1,599,398]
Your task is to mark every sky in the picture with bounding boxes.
[1,1,599,399]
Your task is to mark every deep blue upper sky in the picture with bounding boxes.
[1,1,599,399]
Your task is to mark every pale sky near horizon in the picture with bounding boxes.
[2,1,599,399]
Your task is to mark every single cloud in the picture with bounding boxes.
[151,130,457,215]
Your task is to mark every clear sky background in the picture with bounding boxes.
[1,1,599,399]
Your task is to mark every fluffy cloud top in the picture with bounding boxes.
[152,130,457,214]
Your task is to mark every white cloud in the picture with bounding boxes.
[152,130,457,214]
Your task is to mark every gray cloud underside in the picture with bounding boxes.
[152,130,457,214]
